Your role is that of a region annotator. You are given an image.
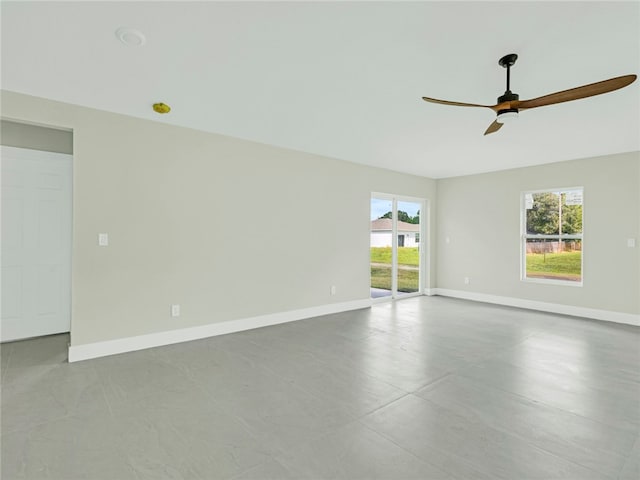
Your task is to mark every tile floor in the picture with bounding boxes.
[1,297,639,479]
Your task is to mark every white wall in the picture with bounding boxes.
[370,232,419,248]
[436,152,640,317]
[403,233,419,248]
[370,232,392,248]
[1,90,437,348]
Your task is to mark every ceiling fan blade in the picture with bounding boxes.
[484,120,503,136]
[422,97,494,109]
[514,74,637,110]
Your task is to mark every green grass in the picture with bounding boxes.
[370,247,419,266]
[370,265,419,293]
[370,247,420,292]
[526,251,582,281]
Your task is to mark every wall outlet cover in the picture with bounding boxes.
[98,233,109,246]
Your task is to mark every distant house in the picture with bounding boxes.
[370,218,420,247]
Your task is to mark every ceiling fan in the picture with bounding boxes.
[422,54,637,135]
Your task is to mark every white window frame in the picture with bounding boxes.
[520,186,584,287]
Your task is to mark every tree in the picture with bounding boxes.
[379,210,420,224]
[526,192,582,235]
[562,202,582,234]
[526,193,559,234]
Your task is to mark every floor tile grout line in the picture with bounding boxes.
[453,368,640,435]
[367,388,624,480]
[451,369,640,437]
[357,418,455,477]
[1,409,81,437]
[169,343,369,447]
[97,372,115,419]
[406,372,455,396]
[225,458,275,480]
[162,331,451,432]
[2,361,110,437]
[1,344,14,385]
[616,434,640,479]
[417,394,627,479]
[355,391,413,419]
[456,329,552,369]
[357,416,488,480]
[224,333,418,412]
[217,342,368,421]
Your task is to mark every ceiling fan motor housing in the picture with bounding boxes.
[497,91,519,120]
[497,91,519,106]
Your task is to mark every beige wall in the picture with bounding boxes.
[436,152,640,315]
[1,90,437,346]
[4,89,636,350]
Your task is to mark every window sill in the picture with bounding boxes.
[521,277,583,287]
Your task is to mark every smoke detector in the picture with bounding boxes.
[153,103,171,114]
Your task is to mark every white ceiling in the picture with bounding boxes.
[2,1,639,178]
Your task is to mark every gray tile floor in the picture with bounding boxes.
[1,296,639,480]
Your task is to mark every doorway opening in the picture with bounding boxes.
[370,194,425,300]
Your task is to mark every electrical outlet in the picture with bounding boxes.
[330,285,337,295]
[171,304,180,317]
[98,233,109,246]
[464,277,470,285]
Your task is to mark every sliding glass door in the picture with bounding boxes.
[396,199,421,296]
[370,194,424,300]
[370,197,394,298]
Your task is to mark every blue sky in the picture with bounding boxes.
[370,198,420,221]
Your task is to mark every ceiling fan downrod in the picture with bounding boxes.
[496,54,520,122]
[499,53,518,93]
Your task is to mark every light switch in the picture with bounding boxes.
[628,238,636,248]
[98,233,109,246]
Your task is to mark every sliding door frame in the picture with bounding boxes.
[370,192,428,302]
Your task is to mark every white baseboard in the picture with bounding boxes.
[68,291,638,362]
[434,289,640,326]
[68,298,372,362]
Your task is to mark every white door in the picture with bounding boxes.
[1,146,72,341]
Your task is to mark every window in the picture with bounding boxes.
[522,187,583,285]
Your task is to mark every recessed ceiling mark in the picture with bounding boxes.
[115,27,146,47]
